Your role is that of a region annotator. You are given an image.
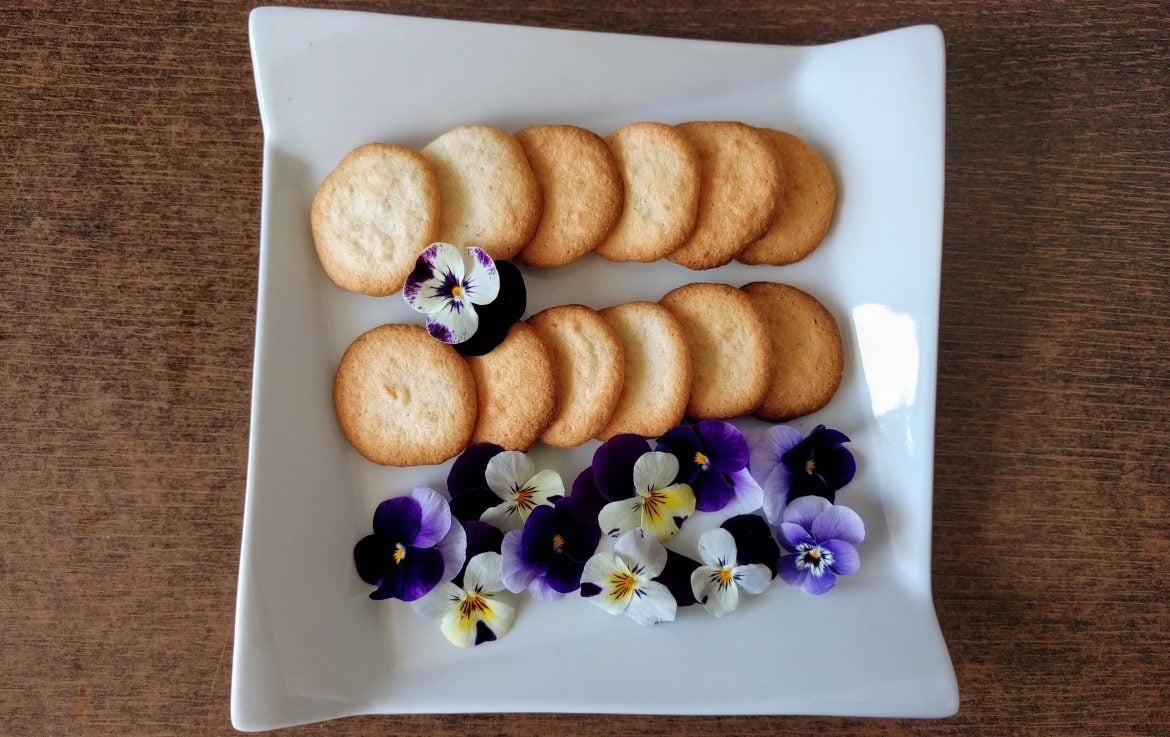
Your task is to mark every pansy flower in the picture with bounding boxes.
[447,443,506,523]
[752,424,856,527]
[580,529,677,626]
[480,450,564,532]
[353,486,467,601]
[689,528,772,617]
[412,552,516,647]
[500,496,602,600]
[404,242,500,344]
[596,448,696,542]
[656,420,763,514]
[776,496,865,596]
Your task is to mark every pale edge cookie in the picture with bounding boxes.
[740,282,844,421]
[334,324,476,466]
[659,283,769,420]
[528,304,626,447]
[667,121,781,271]
[310,143,441,296]
[515,125,623,268]
[421,125,542,260]
[738,129,837,266]
[596,301,692,439]
[593,122,701,263]
[466,322,558,450]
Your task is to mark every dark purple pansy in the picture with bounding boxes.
[452,520,504,587]
[752,424,857,527]
[656,420,762,513]
[652,549,702,607]
[591,433,653,501]
[453,260,527,357]
[721,513,781,578]
[568,466,607,518]
[500,496,602,599]
[776,496,865,596]
[447,442,505,522]
[353,486,467,602]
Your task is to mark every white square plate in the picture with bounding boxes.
[234,7,956,731]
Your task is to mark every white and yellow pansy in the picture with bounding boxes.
[597,451,696,542]
[689,527,772,617]
[580,529,677,626]
[481,450,564,532]
[411,552,516,647]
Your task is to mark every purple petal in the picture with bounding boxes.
[449,486,500,524]
[781,495,832,531]
[353,534,389,586]
[822,539,861,576]
[520,505,558,563]
[424,319,454,344]
[372,496,421,544]
[654,425,701,484]
[545,553,586,594]
[720,467,764,517]
[761,464,793,527]
[818,443,858,492]
[433,519,466,584]
[554,497,602,562]
[803,568,838,595]
[811,504,866,546]
[447,443,504,495]
[776,552,808,590]
[652,549,701,607]
[750,424,803,486]
[691,470,736,513]
[814,426,852,446]
[721,514,780,577]
[528,575,567,601]
[453,261,526,357]
[408,486,453,548]
[593,434,652,501]
[778,522,815,552]
[453,521,503,587]
[501,530,540,593]
[580,582,601,598]
[474,621,497,645]
[694,420,750,473]
[567,466,606,517]
[780,425,856,502]
[371,545,444,602]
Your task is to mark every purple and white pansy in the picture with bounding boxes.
[776,496,866,596]
[404,242,500,344]
[412,552,516,647]
[689,528,772,617]
[480,450,564,532]
[596,445,697,542]
[579,529,678,626]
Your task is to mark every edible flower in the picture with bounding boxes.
[480,450,564,531]
[500,496,602,600]
[447,442,506,523]
[656,420,762,514]
[412,552,516,647]
[596,449,696,542]
[580,529,677,626]
[776,496,865,596]
[353,486,467,601]
[689,528,772,617]
[452,261,526,357]
[751,424,856,527]
[404,242,500,344]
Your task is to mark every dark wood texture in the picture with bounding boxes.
[2,1,1168,735]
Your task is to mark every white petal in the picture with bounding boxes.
[461,247,500,306]
[427,302,479,344]
[697,527,739,569]
[733,563,773,594]
[403,274,450,314]
[525,468,565,504]
[597,498,642,539]
[478,594,516,640]
[485,450,536,500]
[423,241,466,282]
[700,575,740,617]
[690,566,719,605]
[581,552,633,615]
[464,552,504,594]
[614,528,668,578]
[411,582,462,620]
[624,580,677,625]
[480,501,524,532]
[632,451,680,492]
[638,483,696,543]
[439,604,478,648]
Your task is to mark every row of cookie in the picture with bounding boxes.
[334,282,843,466]
[311,122,836,296]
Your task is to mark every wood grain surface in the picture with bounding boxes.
[2,1,1168,735]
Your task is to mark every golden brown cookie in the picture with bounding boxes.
[528,305,625,447]
[466,322,558,450]
[515,125,623,268]
[310,143,441,296]
[667,122,782,270]
[738,130,836,265]
[659,283,769,420]
[740,282,844,420]
[596,301,691,439]
[593,122,701,263]
[334,324,476,466]
[421,125,542,260]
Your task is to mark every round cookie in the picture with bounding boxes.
[596,301,691,439]
[334,324,475,466]
[310,143,441,296]
[659,282,770,419]
[667,122,782,271]
[421,125,542,260]
[593,122,701,263]
[738,130,836,265]
[515,125,623,268]
[740,282,844,421]
[466,322,558,450]
[528,305,625,447]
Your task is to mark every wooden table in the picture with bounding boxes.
[3,2,1168,735]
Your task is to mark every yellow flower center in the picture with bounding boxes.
[805,458,816,474]
[458,593,490,619]
[807,548,821,562]
[716,568,734,586]
[451,284,464,299]
[609,571,637,601]
[552,533,565,552]
[694,451,710,468]
[392,543,406,564]
[513,486,536,511]
[641,490,667,521]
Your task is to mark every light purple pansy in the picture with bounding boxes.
[775,496,865,596]
[403,242,500,344]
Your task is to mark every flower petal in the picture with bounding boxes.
[525,468,565,505]
[461,247,499,305]
[447,442,504,496]
[481,595,516,639]
[778,522,815,551]
[811,504,866,546]
[614,528,668,578]
[480,501,525,532]
[453,260,526,358]
[654,425,701,484]
[593,433,652,501]
[439,600,479,648]
[568,466,606,517]
[761,464,793,527]
[500,529,539,593]
[353,534,389,586]
[463,551,504,593]
[781,495,833,531]
[633,451,680,493]
[453,521,502,587]
[750,424,803,486]
[408,486,453,548]
[410,582,461,619]
[732,563,773,594]
[822,538,861,576]
[403,273,449,314]
[544,553,585,594]
[484,450,536,500]
[554,496,602,562]
[426,304,479,345]
[803,568,838,595]
[690,568,740,617]
[697,527,738,569]
[527,575,566,601]
[597,497,642,539]
[624,580,677,626]
[519,504,557,562]
[638,483,696,543]
[776,553,809,590]
[373,545,444,602]
[653,549,701,607]
[433,517,467,584]
[691,470,736,513]
[721,514,780,577]
[694,420,750,472]
[423,241,466,281]
[449,486,500,524]
[720,468,765,517]
[372,495,421,543]
[580,552,632,615]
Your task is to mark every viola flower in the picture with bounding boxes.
[353,486,467,602]
[656,420,763,514]
[591,433,654,502]
[404,242,500,344]
[500,496,602,600]
[751,424,857,527]
[480,450,564,532]
[721,514,781,578]
[596,451,696,542]
[412,552,516,647]
[452,261,527,357]
[580,529,677,626]
[776,496,865,596]
[689,528,772,617]
[447,442,506,523]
